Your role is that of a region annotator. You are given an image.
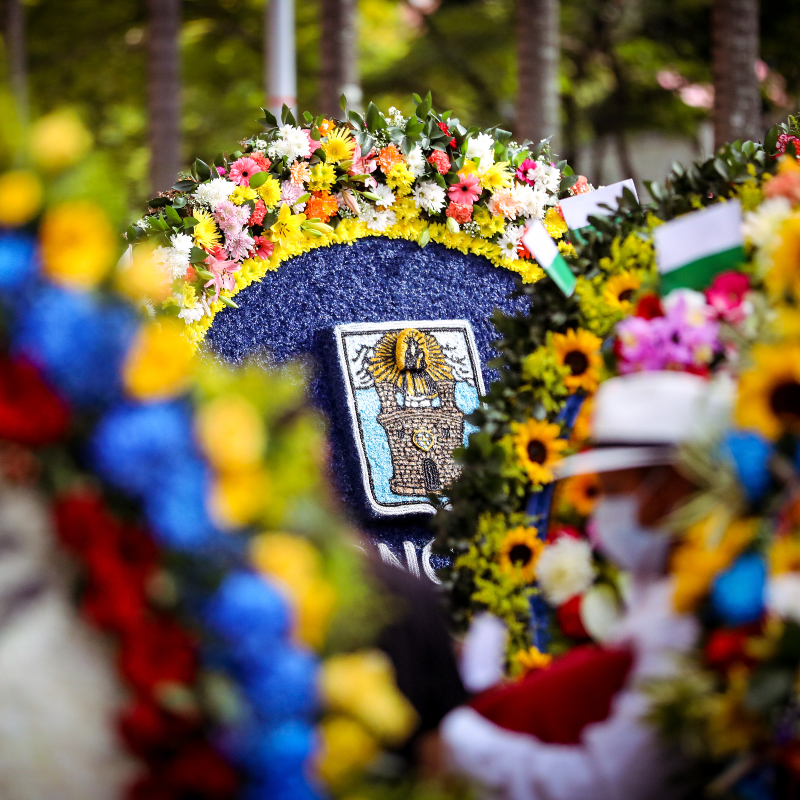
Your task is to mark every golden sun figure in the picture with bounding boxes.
[603,271,641,311]
[368,328,452,397]
[498,526,544,583]
[511,419,567,485]
[552,328,603,393]
[736,343,800,439]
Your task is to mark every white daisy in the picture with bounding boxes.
[371,184,396,209]
[192,178,236,212]
[412,180,446,214]
[496,224,525,260]
[362,206,397,232]
[269,124,312,163]
[534,162,561,193]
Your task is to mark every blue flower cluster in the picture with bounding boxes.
[206,572,321,800]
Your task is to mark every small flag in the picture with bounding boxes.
[654,201,744,293]
[521,220,576,297]
[559,179,638,232]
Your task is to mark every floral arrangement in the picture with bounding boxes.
[126,95,588,347]
[432,120,789,669]
[0,106,454,800]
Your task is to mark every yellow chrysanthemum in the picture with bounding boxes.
[230,185,257,205]
[552,328,603,393]
[511,419,567,485]
[479,161,513,191]
[40,200,115,289]
[498,526,545,583]
[191,207,221,251]
[196,394,266,472]
[393,196,419,221]
[321,126,355,164]
[308,162,336,192]
[458,160,479,177]
[270,203,306,248]
[514,646,552,676]
[385,162,415,196]
[257,176,281,208]
[315,716,379,788]
[736,343,800,439]
[210,467,271,529]
[765,213,800,301]
[603,271,642,311]
[562,472,601,516]
[474,206,505,237]
[543,206,568,239]
[123,318,195,401]
[0,170,43,226]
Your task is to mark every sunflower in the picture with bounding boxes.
[552,328,602,393]
[562,472,601,516]
[191,207,221,251]
[511,419,567,485]
[736,343,800,439]
[603,271,641,311]
[765,214,800,301]
[498,526,544,583]
[322,127,355,164]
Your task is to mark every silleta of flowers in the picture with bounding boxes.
[0,110,433,800]
[433,118,793,665]
[127,95,589,347]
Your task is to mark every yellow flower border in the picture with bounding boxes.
[184,218,546,348]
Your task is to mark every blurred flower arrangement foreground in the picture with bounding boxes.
[0,92,465,800]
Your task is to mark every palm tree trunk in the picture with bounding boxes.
[4,0,28,125]
[516,0,560,146]
[147,0,181,195]
[711,0,761,147]
[319,0,360,117]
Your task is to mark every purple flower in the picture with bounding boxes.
[215,200,250,234]
[225,228,255,261]
[617,315,667,373]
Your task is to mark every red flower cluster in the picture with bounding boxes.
[54,493,239,800]
[438,122,457,148]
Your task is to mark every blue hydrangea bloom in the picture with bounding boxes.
[248,721,316,782]
[205,571,291,657]
[13,284,136,406]
[711,553,766,626]
[240,645,318,721]
[242,776,320,800]
[724,431,773,504]
[90,402,197,496]
[0,232,37,289]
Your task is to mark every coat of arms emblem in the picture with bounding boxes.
[335,320,485,516]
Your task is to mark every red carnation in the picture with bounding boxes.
[704,627,756,670]
[634,293,663,320]
[120,616,198,691]
[248,199,267,227]
[428,150,451,174]
[0,356,68,446]
[249,152,271,172]
[556,595,590,640]
[547,524,582,543]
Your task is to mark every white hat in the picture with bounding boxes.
[557,371,733,478]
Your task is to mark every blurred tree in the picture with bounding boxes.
[147,0,181,194]
[320,0,360,115]
[2,0,28,124]
[516,0,559,145]
[711,0,761,146]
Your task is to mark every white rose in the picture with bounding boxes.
[536,536,596,606]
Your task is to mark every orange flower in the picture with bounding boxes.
[317,118,335,137]
[305,191,339,223]
[377,145,403,174]
[290,161,311,185]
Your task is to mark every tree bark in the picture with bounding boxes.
[3,0,28,125]
[711,0,761,147]
[516,0,560,146]
[319,0,360,116]
[147,0,181,195]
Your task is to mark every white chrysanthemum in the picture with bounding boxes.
[406,146,427,178]
[192,178,236,212]
[767,574,800,623]
[465,133,495,170]
[412,180,446,214]
[269,124,312,163]
[536,536,596,606]
[371,184,396,208]
[534,162,561,192]
[363,206,397,232]
[496,224,525,260]
[175,292,205,323]
[170,232,194,256]
[513,183,548,220]
[742,196,792,249]
[152,244,190,281]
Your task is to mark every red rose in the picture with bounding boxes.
[120,616,198,691]
[634,293,663,320]
[557,595,590,640]
[704,627,755,670]
[0,356,68,446]
[547,525,582,543]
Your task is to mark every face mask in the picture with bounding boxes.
[592,494,672,576]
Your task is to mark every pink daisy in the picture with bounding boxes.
[515,158,538,186]
[228,157,263,187]
[447,173,481,205]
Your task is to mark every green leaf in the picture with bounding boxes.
[148,196,170,208]
[412,93,422,105]
[173,179,197,193]
[183,216,198,229]
[713,157,731,181]
[559,174,579,193]
[258,108,278,128]
[764,125,779,155]
[172,196,186,209]
[303,110,313,123]
[190,247,209,264]
[365,102,387,132]
[418,227,430,248]
[360,191,383,202]
[165,205,182,226]
[193,159,211,182]
[433,172,446,189]
[220,296,239,309]
[295,192,311,204]
[281,104,297,126]
[339,93,348,111]
[230,150,243,161]
[214,153,227,168]
[249,171,269,189]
